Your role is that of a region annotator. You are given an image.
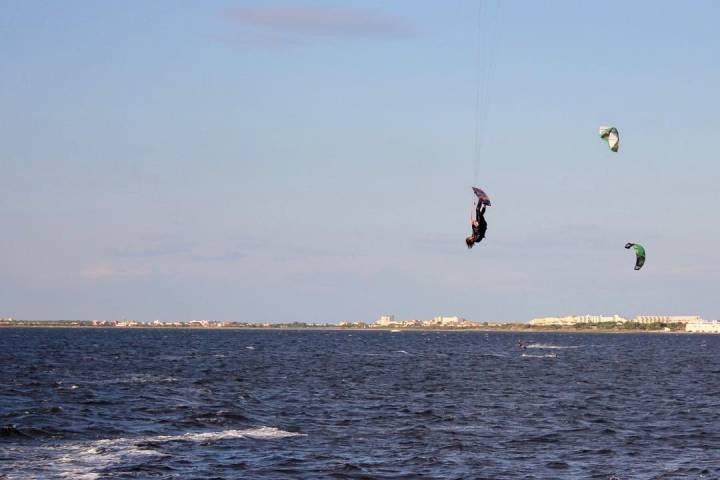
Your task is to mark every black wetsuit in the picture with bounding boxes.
[472,204,487,242]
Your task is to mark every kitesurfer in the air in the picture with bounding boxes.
[466,201,488,248]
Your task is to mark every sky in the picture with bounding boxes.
[2,0,720,323]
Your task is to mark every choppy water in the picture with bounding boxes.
[1,328,720,479]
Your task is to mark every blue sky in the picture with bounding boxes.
[2,1,719,322]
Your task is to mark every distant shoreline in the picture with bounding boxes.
[0,325,694,334]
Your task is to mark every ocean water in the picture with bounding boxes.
[1,328,720,479]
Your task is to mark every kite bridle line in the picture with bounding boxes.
[472,0,501,185]
[472,0,484,184]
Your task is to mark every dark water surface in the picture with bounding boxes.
[1,328,720,479]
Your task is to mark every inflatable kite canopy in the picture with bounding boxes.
[599,126,620,152]
[625,243,646,270]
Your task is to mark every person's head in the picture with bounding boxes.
[465,236,475,249]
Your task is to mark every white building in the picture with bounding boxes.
[528,315,627,326]
[424,316,472,327]
[686,321,720,333]
[375,315,397,327]
[634,315,702,324]
[528,316,573,326]
[116,321,140,327]
[400,319,423,327]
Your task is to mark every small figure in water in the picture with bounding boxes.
[517,340,529,349]
[466,201,488,249]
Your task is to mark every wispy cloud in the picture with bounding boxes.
[193,250,246,262]
[80,265,152,280]
[222,5,414,49]
[114,241,195,259]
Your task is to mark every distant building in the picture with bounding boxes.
[116,321,140,327]
[634,315,702,324]
[686,320,720,333]
[375,315,397,327]
[189,320,210,327]
[338,321,368,328]
[400,319,423,327]
[92,320,117,326]
[373,315,476,328]
[529,315,627,326]
[424,316,474,327]
[337,321,368,328]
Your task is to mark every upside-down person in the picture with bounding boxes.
[465,200,488,249]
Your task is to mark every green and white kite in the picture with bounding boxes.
[625,243,645,270]
[599,126,620,152]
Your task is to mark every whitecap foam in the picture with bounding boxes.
[5,427,304,480]
[395,350,410,355]
[82,374,178,386]
[60,473,99,480]
[11,438,165,480]
[153,426,305,442]
[526,343,580,350]
[521,353,558,358]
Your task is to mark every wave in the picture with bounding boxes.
[526,343,581,350]
[3,427,304,480]
[192,410,250,424]
[153,427,304,442]
[521,353,558,358]
[82,427,304,465]
[360,351,411,357]
[80,374,178,386]
[1,424,32,439]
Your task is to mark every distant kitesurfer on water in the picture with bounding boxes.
[466,201,488,249]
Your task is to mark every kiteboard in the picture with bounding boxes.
[472,186,492,206]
